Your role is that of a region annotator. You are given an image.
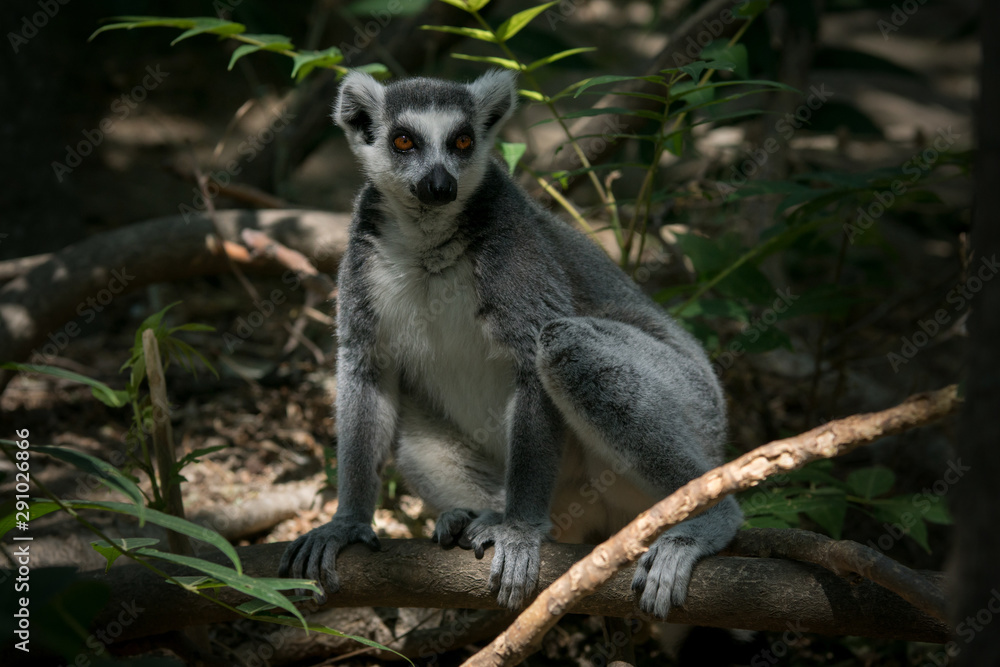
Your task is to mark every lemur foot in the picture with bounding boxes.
[464,510,546,610]
[432,508,478,549]
[631,534,701,619]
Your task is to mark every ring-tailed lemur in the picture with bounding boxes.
[278,69,743,619]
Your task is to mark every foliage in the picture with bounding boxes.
[0,304,410,662]
[739,460,952,550]
[89,16,389,81]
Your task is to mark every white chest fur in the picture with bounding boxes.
[366,227,515,457]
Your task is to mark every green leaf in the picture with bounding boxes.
[255,615,415,664]
[531,106,663,127]
[135,547,312,625]
[451,53,521,70]
[499,142,527,174]
[921,495,952,525]
[176,444,228,470]
[166,575,227,591]
[419,25,496,43]
[699,41,749,79]
[291,47,344,81]
[0,362,129,408]
[804,491,847,539]
[352,63,391,79]
[32,445,146,520]
[847,466,895,499]
[227,34,294,70]
[670,80,713,111]
[519,89,547,102]
[171,18,246,45]
[0,496,63,539]
[89,16,244,42]
[495,2,558,42]
[525,47,596,72]
[347,0,433,17]
[871,498,930,552]
[573,74,663,98]
[1,499,243,572]
[91,537,160,572]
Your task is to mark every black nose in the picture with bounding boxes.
[414,164,457,206]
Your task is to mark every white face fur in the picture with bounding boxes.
[333,70,518,225]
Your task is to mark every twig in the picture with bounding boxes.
[141,329,191,557]
[462,385,960,667]
[727,528,948,622]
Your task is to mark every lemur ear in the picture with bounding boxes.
[468,69,518,134]
[334,72,386,145]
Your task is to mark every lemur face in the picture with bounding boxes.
[334,70,518,214]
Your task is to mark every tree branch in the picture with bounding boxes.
[727,527,947,622]
[464,385,959,666]
[85,540,949,648]
[0,209,350,395]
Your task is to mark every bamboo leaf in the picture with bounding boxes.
[419,25,496,43]
[525,47,595,72]
[291,47,344,80]
[494,2,558,42]
[451,53,522,70]
[0,363,130,408]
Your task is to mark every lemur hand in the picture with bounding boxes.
[279,516,381,604]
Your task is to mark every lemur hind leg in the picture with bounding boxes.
[536,316,743,619]
[393,403,506,548]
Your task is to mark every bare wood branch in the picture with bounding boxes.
[464,385,960,667]
[727,528,947,622]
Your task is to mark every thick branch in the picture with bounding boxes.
[728,528,946,622]
[85,540,948,647]
[0,209,349,395]
[466,385,960,666]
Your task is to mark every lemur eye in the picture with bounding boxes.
[455,135,473,150]
[393,135,414,151]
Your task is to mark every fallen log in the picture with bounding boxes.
[0,209,350,395]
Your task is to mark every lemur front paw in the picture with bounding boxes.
[464,511,546,610]
[432,508,478,549]
[630,534,701,619]
[278,516,381,604]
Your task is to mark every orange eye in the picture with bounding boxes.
[393,135,414,151]
[455,134,472,150]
